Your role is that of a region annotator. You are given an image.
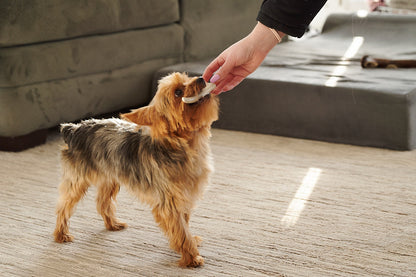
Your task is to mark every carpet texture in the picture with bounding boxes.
[0,129,415,276]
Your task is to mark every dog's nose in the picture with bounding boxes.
[196,77,205,85]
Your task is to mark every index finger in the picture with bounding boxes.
[203,56,225,82]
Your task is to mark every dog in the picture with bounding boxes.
[53,72,219,267]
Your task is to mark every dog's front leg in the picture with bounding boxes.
[184,212,203,247]
[152,204,204,267]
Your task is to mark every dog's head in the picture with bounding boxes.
[121,72,219,139]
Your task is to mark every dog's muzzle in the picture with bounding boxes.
[182,82,216,104]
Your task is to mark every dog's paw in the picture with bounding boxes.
[190,255,205,268]
[54,232,74,243]
[106,221,128,231]
[179,255,204,268]
[194,236,203,247]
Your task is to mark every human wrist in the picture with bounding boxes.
[248,22,284,53]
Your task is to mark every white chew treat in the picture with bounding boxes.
[182,83,216,104]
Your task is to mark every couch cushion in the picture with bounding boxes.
[0,24,183,87]
[0,0,179,46]
[0,57,180,137]
[180,0,260,61]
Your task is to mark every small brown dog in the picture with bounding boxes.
[53,72,219,267]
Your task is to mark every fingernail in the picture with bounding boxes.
[210,74,220,83]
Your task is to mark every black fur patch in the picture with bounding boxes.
[61,118,189,188]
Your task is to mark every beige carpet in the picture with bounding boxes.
[1,129,415,277]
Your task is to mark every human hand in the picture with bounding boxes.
[203,22,283,95]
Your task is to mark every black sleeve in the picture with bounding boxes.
[256,0,327,38]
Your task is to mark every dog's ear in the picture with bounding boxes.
[120,106,155,126]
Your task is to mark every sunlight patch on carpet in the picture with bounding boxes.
[281,167,322,228]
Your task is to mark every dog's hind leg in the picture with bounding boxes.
[54,177,89,243]
[96,182,127,231]
[152,203,204,268]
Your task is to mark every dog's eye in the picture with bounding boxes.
[174,89,183,98]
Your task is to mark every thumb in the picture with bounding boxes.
[211,58,235,84]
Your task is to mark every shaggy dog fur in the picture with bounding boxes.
[53,73,219,267]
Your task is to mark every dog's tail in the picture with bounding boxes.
[60,123,77,145]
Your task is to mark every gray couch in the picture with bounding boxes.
[0,0,260,151]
